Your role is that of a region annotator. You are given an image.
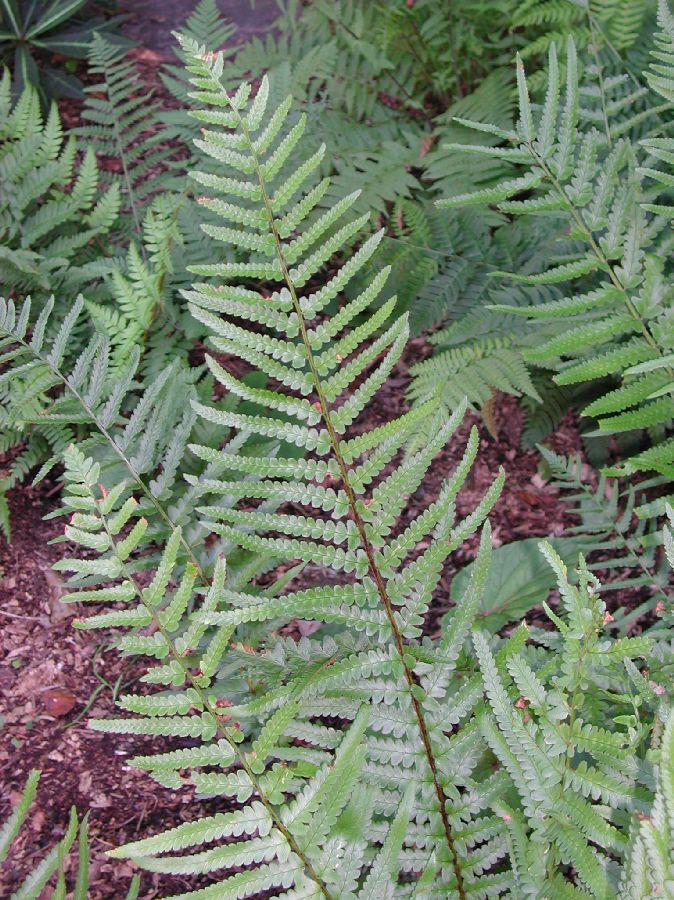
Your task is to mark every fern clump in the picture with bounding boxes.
[476,543,663,897]
[0,70,120,300]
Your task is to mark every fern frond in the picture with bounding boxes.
[77,35,175,236]
[476,541,659,895]
[44,41,522,896]
[619,704,674,898]
[437,36,674,478]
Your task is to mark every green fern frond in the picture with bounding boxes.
[0,70,119,300]
[538,446,671,628]
[77,36,176,236]
[619,704,674,898]
[44,40,520,897]
[476,541,658,896]
[437,36,674,478]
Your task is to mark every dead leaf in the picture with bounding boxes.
[30,808,45,832]
[78,771,92,796]
[42,687,76,717]
[130,47,163,64]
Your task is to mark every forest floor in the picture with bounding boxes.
[120,0,280,59]
[0,8,586,897]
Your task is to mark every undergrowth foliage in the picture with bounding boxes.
[5,30,659,898]
[0,71,120,535]
[77,35,177,237]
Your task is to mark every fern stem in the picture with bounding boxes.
[587,17,613,148]
[94,497,335,899]
[233,111,469,898]
[94,48,144,244]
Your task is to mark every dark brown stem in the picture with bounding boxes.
[233,108,468,899]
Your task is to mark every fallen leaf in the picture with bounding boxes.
[130,47,163,64]
[42,687,76,717]
[78,771,92,795]
[45,569,75,622]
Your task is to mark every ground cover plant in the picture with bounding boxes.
[1,0,674,896]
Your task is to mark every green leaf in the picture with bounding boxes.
[450,536,587,631]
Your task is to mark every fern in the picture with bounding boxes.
[438,35,674,478]
[4,12,673,897]
[476,542,665,897]
[0,70,120,300]
[160,0,238,139]
[538,446,673,628]
[409,330,542,414]
[0,71,122,535]
[77,35,176,237]
[0,291,285,595]
[620,704,674,898]
[42,40,525,897]
[514,0,653,72]
[86,195,183,372]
